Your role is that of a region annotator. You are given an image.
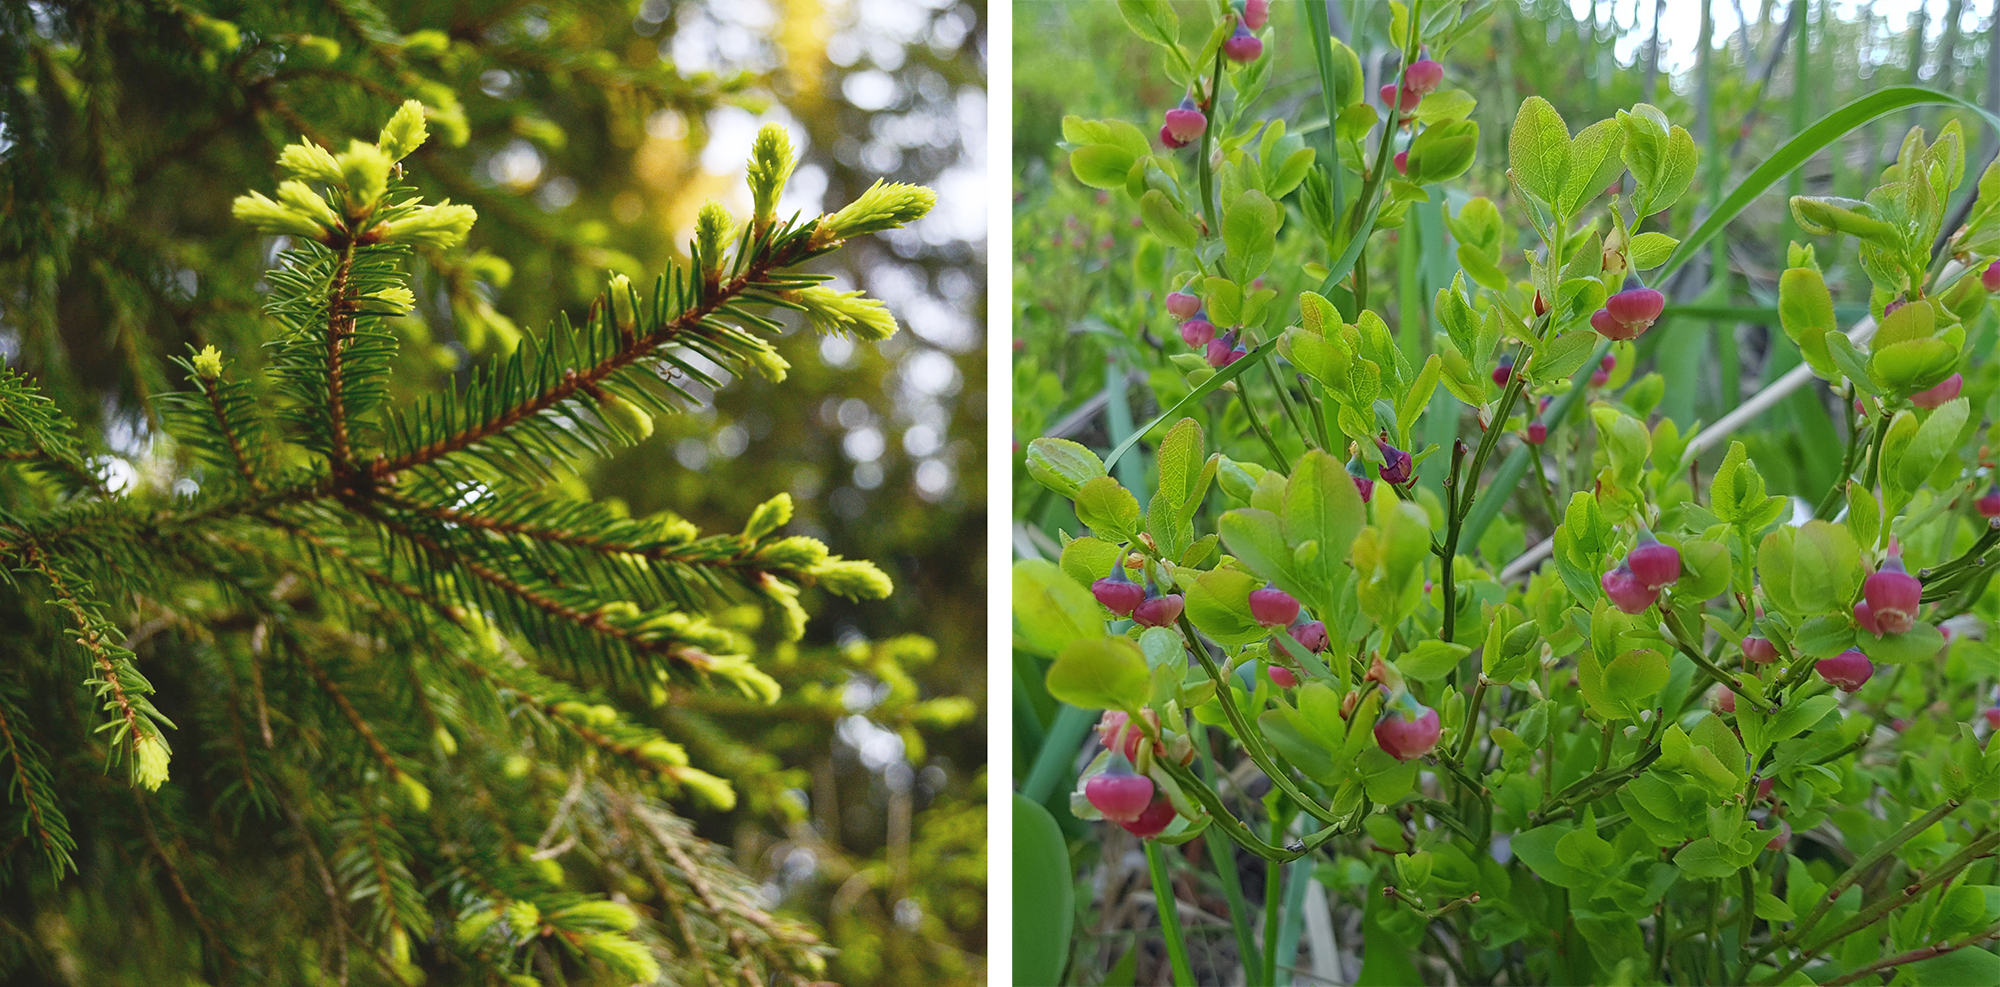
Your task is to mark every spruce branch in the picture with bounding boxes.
[23,545,173,790]
[0,690,74,879]
[364,505,726,677]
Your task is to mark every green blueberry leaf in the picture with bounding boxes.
[1070,144,1140,190]
[1509,97,1572,207]
[1397,640,1471,682]
[1026,437,1108,499]
[1074,476,1141,541]
[1139,189,1197,250]
[1045,635,1150,711]
[1223,189,1279,281]
[1014,559,1105,659]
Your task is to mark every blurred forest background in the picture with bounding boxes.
[0,0,985,983]
[1014,0,2000,982]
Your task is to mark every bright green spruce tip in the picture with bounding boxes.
[233,101,475,250]
[747,122,796,223]
[189,345,224,380]
[823,178,937,237]
[695,199,734,266]
[376,98,429,162]
[790,285,901,341]
[336,139,392,211]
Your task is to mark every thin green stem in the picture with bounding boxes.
[1751,799,1964,972]
[1198,46,1225,239]
[1265,360,1317,452]
[1662,608,1771,711]
[1198,725,1263,985]
[1452,675,1490,765]
[1238,384,1292,473]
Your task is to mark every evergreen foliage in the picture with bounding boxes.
[0,2,979,982]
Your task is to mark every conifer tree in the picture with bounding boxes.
[0,66,941,987]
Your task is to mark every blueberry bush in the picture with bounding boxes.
[1014,1,2000,983]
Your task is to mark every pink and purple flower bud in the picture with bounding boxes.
[1978,486,2000,518]
[1084,753,1154,822]
[1242,0,1270,31]
[1852,599,1880,635]
[1378,83,1421,113]
[1223,20,1263,62]
[1204,330,1238,368]
[1393,150,1409,175]
[1132,586,1185,628]
[1159,123,1189,150]
[1292,619,1329,654]
[1816,649,1874,692]
[1092,559,1145,617]
[1601,563,1659,614]
[1592,274,1665,341]
[1910,373,1962,410]
[1249,583,1301,628]
[1165,287,1202,320]
[1862,547,1922,635]
[1268,665,1298,688]
[1526,420,1547,445]
[1180,314,1217,348]
[1985,259,2000,292]
[1119,795,1179,838]
[1404,49,1444,94]
[1590,306,1640,342]
[1164,96,1208,144]
[1348,459,1376,503]
[1492,355,1514,387]
[1605,275,1666,328]
[1983,707,2000,729]
[1097,709,1157,762]
[1376,438,1413,485]
[1374,698,1442,761]
[1742,636,1779,664]
[1626,530,1682,591]
[1716,689,1737,714]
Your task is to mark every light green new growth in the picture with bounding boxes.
[230,189,331,239]
[696,200,733,273]
[747,123,797,229]
[744,493,794,538]
[277,139,343,184]
[337,139,392,213]
[377,98,429,161]
[812,557,896,599]
[607,272,637,331]
[381,201,477,248]
[823,179,936,237]
[132,734,170,791]
[190,345,224,379]
[275,179,341,230]
[790,284,902,340]
[737,335,791,382]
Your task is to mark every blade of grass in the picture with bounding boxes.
[1273,853,1316,985]
[1020,704,1097,804]
[1302,0,1347,224]
[1147,840,1197,986]
[1106,358,1148,499]
[1659,85,2000,275]
[1197,724,1263,985]
[1103,338,1279,474]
